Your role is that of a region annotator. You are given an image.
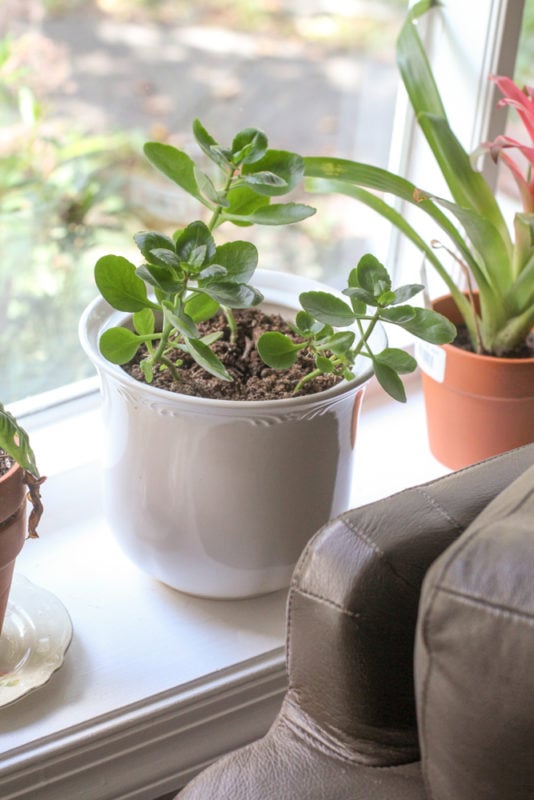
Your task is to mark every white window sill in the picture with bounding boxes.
[0,375,448,800]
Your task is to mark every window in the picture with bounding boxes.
[2,0,409,404]
[1,0,527,405]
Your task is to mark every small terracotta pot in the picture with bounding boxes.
[418,294,534,470]
[0,463,27,636]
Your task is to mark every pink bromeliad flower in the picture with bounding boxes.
[480,75,534,213]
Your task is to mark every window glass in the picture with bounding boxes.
[2,0,408,403]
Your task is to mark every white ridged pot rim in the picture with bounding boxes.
[79,268,386,412]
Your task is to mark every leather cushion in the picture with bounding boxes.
[415,462,534,800]
[177,701,426,800]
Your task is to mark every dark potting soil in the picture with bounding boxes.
[453,326,534,359]
[124,307,342,401]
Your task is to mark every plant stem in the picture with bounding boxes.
[208,167,238,341]
[222,305,238,343]
[352,312,380,358]
[148,320,173,369]
[207,167,236,232]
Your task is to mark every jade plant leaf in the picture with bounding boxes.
[99,327,143,364]
[95,255,155,312]
[187,338,231,381]
[300,291,356,327]
[143,142,205,204]
[256,332,302,369]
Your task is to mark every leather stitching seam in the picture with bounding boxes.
[292,586,362,619]
[436,586,534,625]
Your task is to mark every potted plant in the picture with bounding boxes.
[303,0,534,469]
[0,404,44,635]
[80,119,454,599]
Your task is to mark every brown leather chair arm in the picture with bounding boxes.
[177,443,534,799]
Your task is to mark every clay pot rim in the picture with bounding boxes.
[440,340,534,365]
[0,460,22,484]
[433,292,534,365]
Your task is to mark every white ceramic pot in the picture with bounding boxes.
[79,270,385,598]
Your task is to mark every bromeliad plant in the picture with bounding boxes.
[0,403,44,538]
[95,119,315,382]
[303,0,534,357]
[257,253,456,402]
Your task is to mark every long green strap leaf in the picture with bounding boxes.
[397,2,511,244]
[397,0,446,119]
[426,193,511,295]
[304,157,487,294]
[304,174,477,338]
[418,114,513,255]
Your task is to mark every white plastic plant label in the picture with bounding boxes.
[415,340,446,383]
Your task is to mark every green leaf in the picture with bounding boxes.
[133,308,155,336]
[302,163,482,333]
[201,281,263,309]
[187,338,232,381]
[192,119,232,171]
[175,221,216,267]
[315,355,335,373]
[373,361,407,403]
[257,332,301,369]
[200,331,224,347]
[184,292,220,323]
[321,331,356,355]
[237,171,287,192]
[199,264,227,280]
[0,403,39,477]
[300,291,355,327]
[95,255,153,312]
[295,310,323,334]
[223,202,316,226]
[381,306,456,344]
[164,308,199,339]
[135,263,183,293]
[379,306,417,325]
[349,295,367,315]
[143,142,205,204]
[224,185,270,225]
[428,189,511,295]
[242,150,305,196]
[374,347,417,374]
[390,283,424,304]
[134,231,176,266]
[343,286,377,308]
[99,327,143,364]
[210,241,258,283]
[195,167,228,207]
[397,6,510,244]
[149,248,181,269]
[140,359,154,383]
[356,254,391,296]
[231,128,268,165]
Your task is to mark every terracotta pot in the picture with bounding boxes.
[417,294,534,470]
[0,463,27,635]
[80,270,386,598]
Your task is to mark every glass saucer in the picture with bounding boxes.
[0,575,73,707]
